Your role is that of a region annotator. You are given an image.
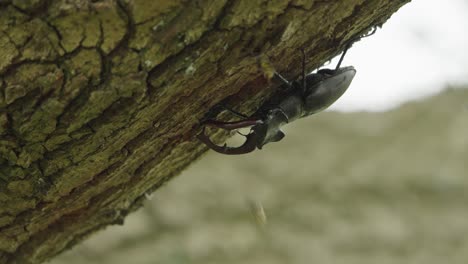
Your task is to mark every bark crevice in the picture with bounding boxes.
[0,1,411,263]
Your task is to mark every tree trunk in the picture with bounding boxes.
[0,0,410,263]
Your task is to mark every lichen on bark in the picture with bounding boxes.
[0,0,410,263]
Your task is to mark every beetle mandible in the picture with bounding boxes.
[197,29,376,155]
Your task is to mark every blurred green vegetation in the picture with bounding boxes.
[52,88,468,264]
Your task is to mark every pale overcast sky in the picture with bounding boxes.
[329,0,468,112]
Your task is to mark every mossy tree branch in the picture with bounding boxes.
[0,0,410,263]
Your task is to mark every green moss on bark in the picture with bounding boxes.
[0,0,411,263]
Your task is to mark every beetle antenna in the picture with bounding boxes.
[301,49,306,91]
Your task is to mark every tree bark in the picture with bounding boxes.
[0,0,410,263]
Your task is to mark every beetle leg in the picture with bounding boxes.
[197,127,259,155]
[363,27,377,38]
[256,52,293,88]
[335,45,350,70]
[337,27,378,70]
[273,72,292,88]
[300,48,307,93]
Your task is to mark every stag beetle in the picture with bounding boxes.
[197,29,376,155]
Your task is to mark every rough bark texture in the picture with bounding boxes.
[50,88,468,264]
[0,0,410,263]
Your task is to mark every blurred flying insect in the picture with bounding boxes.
[248,200,267,228]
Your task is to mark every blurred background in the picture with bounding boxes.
[52,0,468,263]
